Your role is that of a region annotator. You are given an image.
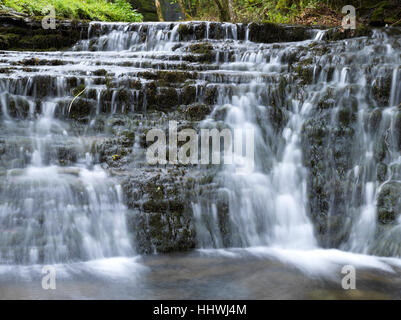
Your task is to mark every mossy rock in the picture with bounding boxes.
[0,15,86,50]
[156,70,194,83]
[28,75,54,99]
[68,98,92,121]
[178,24,191,40]
[182,84,197,105]
[130,209,196,254]
[295,65,314,85]
[326,25,373,41]
[185,103,212,121]
[372,74,393,107]
[337,106,356,126]
[93,69,108,76]
[57,146,78,166]
[377,163,388,182]
[377,181,401,224]
[204,86,218,105]
[187,42,215,63]
[72,83,86,96]
[248,23,309,43]
[189,42,213,54]
[157,87,179,111]
[0,33,20,50]
[7,97,31,118]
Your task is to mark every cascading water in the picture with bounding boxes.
[0,53,134,265]
[201,83,317,249]
[1,20,401,298]
[188,25,401,256]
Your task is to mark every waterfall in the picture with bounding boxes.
[0,52,135,265]
[1,21,401,269]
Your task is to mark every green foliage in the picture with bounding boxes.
[1,0,143,22]
[233,0,300,23]
[168,0,368,23]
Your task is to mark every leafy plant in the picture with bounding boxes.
[2,0,143,22]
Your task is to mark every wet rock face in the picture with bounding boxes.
[184,103,212,121]
[377,182,401,224]
[0,11,88,51]
[122,170,197,254]
[300,92,360,246]
[372,73,393,107]
[175,22,313,43]
[248,23,310,43]
[325,25,373,41]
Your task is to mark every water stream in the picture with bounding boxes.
[1,22,401,299]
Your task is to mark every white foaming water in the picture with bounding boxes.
[190,25,401,260]
[0,162,134,264]
[390,67,401,107]
[199,247,400,277]
[347,182,377,253]
[215,90,317,249]
[314,30,326,41]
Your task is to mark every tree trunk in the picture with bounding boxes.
[155,0,164,21]
[212,0,230,21]
[227,0,235,21]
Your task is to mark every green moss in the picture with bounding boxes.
[156,70,194,84]
[326,25,373,42]
[0,23,83,51]
[187,42,215,63]
[129,79,142,90]
[295,65,313,85]
[121,130,135,143]
[117,89,129,103]
[178,24,191,39]
[93,69,108,76]
[185,103,212,121]
[72,83,86,96]
[204,86,217,105]
[68,98,91,121]
[0,33,19,50]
